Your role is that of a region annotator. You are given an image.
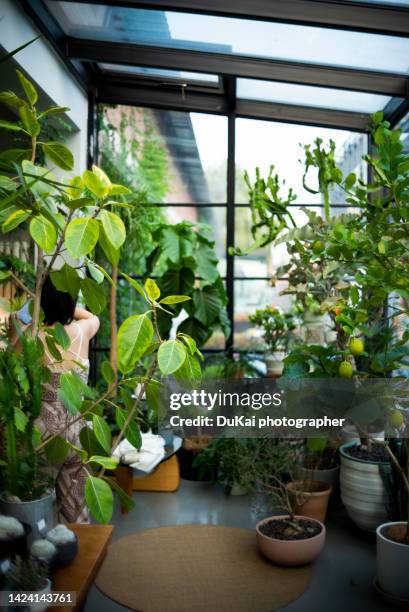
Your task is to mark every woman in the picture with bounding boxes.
[39,276,99,523]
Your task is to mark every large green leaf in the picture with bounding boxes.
[117,314,154,373]
[85,475,113,523]
[44,436,70,465]
[160,295,191,305]
[101,360,116,385]
[58,371,85,415]
[16,70,38,106]
[99,224,119,266]
[80,277,106,314]
[173,352,201,382]
[192,286,222,326]
[92,414,112,454]
[80,427,106,457]
[19,105,40,136]
[161,227,180,263]
[88,456,118,470]
[2,209,30,233]
[29,215,57,253]
[99,209,125,249]
[144,278,160,301]
[178,317,210,346]
[0,91,25,110]
[0,119,23,132]
[158,340,187,376]
[115,407,142,450]
[195,244,219,282]
[42,141,74,171]
[65,217,99,258]
[50,264,80,298]
[103,476,135,512]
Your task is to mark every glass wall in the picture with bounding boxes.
[98,104,367,351]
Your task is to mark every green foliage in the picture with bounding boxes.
[249,306,298,353]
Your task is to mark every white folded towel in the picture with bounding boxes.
[112,431,166,473]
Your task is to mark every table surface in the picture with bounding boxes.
[51,524,113,612]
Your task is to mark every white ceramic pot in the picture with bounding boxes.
[265,352,284,377]
[376,522,409,601]
[340,442,390,531]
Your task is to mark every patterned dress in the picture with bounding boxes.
[38,323,90,523]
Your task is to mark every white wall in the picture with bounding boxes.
[0,0,88,173]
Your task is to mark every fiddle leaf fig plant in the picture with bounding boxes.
[0,69,201,523]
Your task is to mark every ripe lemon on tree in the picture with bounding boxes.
[388,409,404,429]
[312,240,325,255]
[349,337,364,357]
[339,361,353,378]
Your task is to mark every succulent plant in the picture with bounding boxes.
[31,539,56,562]
[5,556,49,591]
[0,515,25,540]
[46,524,76,545]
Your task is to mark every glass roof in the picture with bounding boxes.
[237,79,393,113]
[99,63,219,83]
[46,2,409,74]
[344,0,409,5]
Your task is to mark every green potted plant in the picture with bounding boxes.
[249,306,298,377]
[0,68,201,528]
[4,556,51,612]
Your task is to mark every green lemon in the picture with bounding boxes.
[349,337,364,357]
[339,361,353,378]
[312,240,325,255]
[388,409,404,429]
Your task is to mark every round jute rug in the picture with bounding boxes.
[95,524,312,611]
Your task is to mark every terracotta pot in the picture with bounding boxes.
[256,515,325,566]
[299,465,340,495]
[286,480,332,523]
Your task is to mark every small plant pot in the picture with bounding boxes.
[3,579,52,612]
[256,515,325,566]
[265,352,284,378]
[299,465,340,495]
[54,536,78,567]
[340,441,390,531]
[0,522,31,561]
[0,490,57,541]
[286,480,332,523]
[376,522,409,602]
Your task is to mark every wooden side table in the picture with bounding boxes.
[51,524,113,611]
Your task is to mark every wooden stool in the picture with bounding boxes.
[116,454,181,514]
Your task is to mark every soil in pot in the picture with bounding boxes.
[344,443,389,463]
[259,518,322,541]
[382,523,409,546]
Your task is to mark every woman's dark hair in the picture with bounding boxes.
[40,276,76,326]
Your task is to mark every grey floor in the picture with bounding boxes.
[85,480,391,612]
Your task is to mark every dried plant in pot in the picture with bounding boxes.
[4,556,51,612]
[256,474,326,567]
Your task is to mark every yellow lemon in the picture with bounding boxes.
[388,409,404,429]
[339,361,353,378]
[349,337,364,357]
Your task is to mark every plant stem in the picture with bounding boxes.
[109,264,118,390]
[31,246,43,336]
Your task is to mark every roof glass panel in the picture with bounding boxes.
[46,2,409,74]
[344,1,409,5]
[99,63,218,83]
[237,78,392,113]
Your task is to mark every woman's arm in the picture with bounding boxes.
[74,307,100,339]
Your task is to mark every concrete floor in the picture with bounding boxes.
[85,480,390,612]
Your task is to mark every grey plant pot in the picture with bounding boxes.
[0,490,57,542]
[376,522,409,602]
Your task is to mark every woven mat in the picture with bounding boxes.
[95,525,312,611]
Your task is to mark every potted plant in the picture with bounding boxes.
[0,515,31,561]
[4,556,51,612]
[286,479,332,524]
[249,306,298,377]
[0,67,202,527]
[299,437,340,494]
[256,472,326,566]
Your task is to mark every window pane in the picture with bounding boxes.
[99,105,227,203]
[344,0,409,5]
[99,63,219,83]
[237,78,393,113]
[235,119,367,204]
[46,2,409,73]
[234,280,292,349]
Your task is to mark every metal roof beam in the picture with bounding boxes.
[47,0,409,37]
[67,38,409,97]
[97,81,370,131]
